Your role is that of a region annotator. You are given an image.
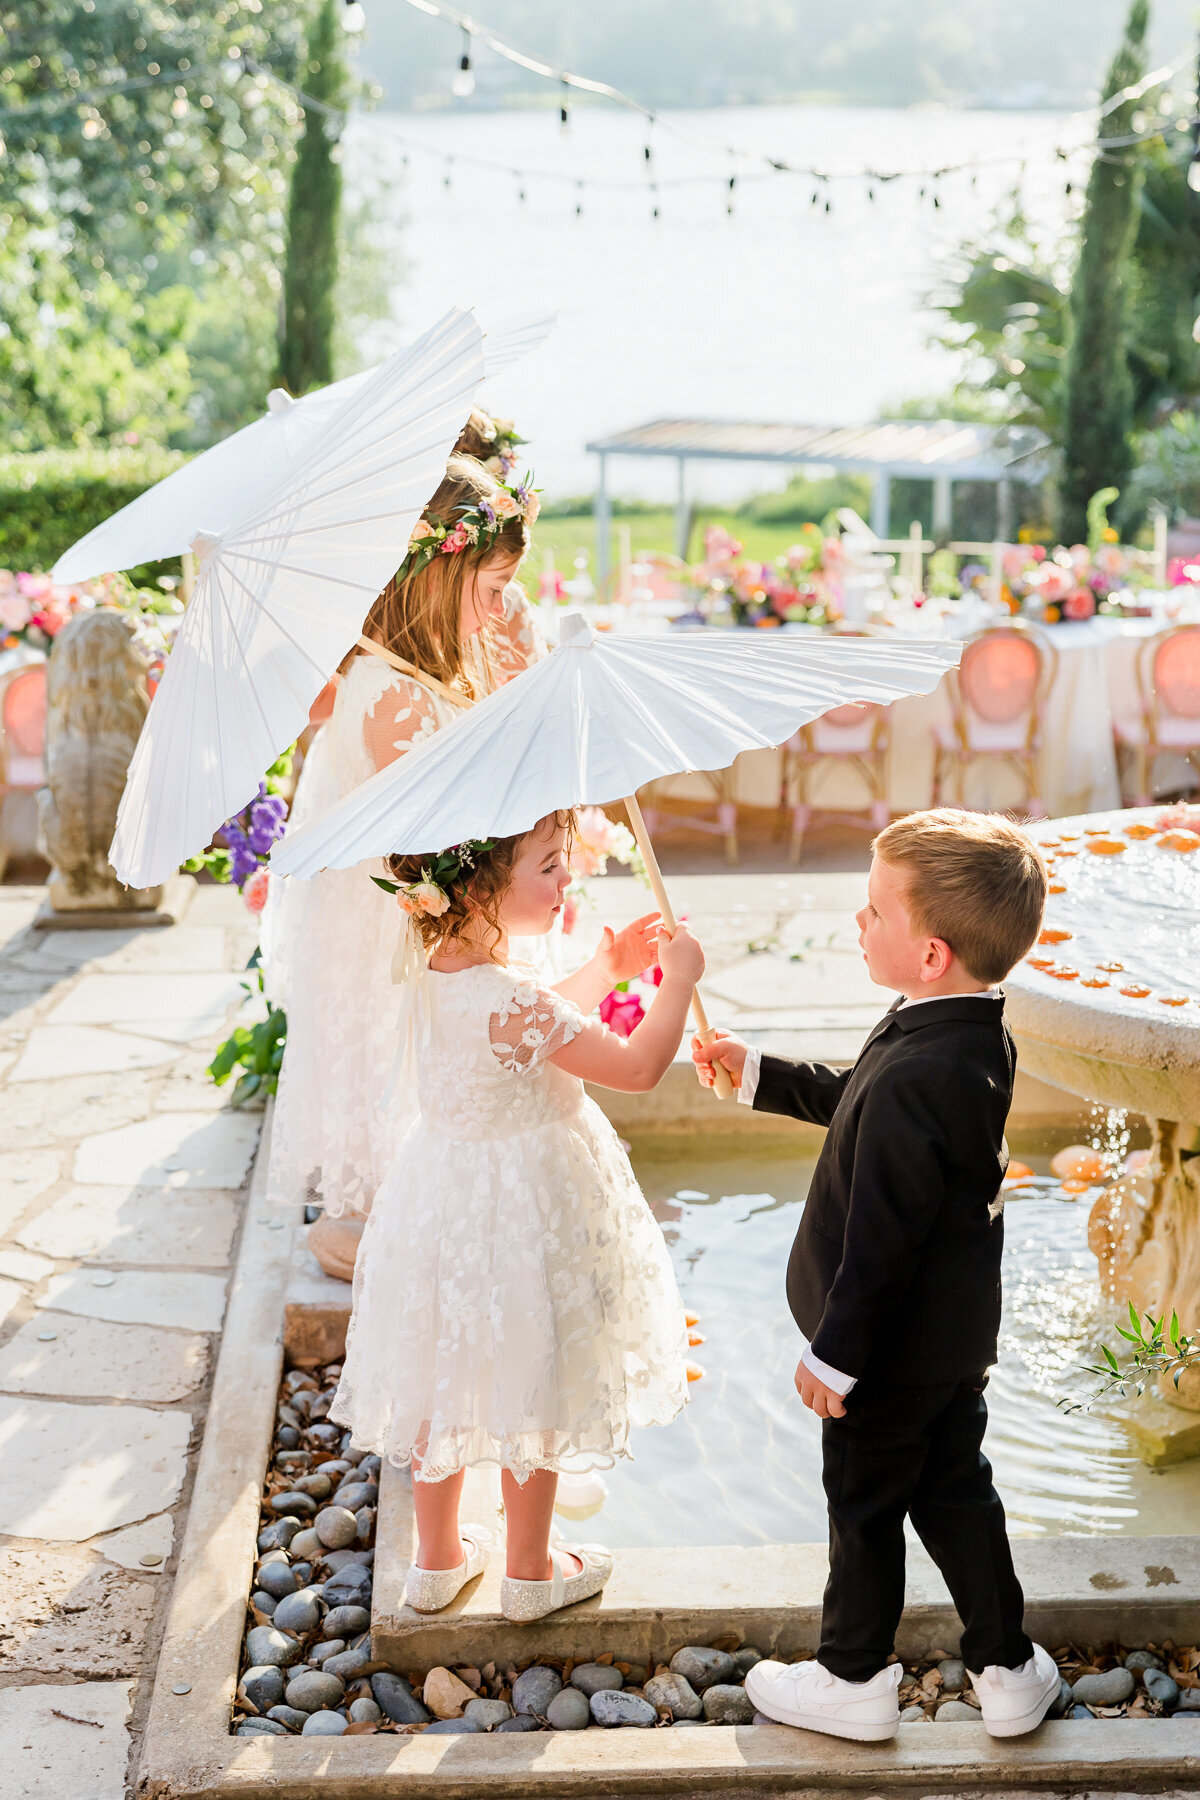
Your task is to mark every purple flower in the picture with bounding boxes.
[246,794,287,855]
[478,500,496,527]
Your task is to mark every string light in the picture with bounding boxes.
[560,77,569,132]
[451,26,474,98]
[726,173,736,216]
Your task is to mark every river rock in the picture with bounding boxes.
[937,1658,967,1692]
[669,1646,736,1692]
[349,1698,382,1723]
[644,1672,703,1720]
[466,1697,516,1731]
[423,1717,480,1734]
[266,1705,310,1732]
[334,1481,378,1512]
[245,1625,302,1669]
[1125,1649,1166,1673]
[733,1647,763,1675]
[269,1491,317,1520]
[309,1639,345,1665]
[239,1665,286,1712]
[1175,1687,1200,1712]
[237,1718,287,1736]
[495,1712,543,1732]
[309,1423,341,1449]
[286,1669,345,1713]
[272,1586,323,1637]
[322,1548,373,1573]
[702,1683,756,1724]
[1073,1668,1135,1706]
[276,1427,301,1449]
[1069,1703,1095,1719]
[295,1471,333,1500]
[513,1666,563,1716]
[288,1529,324,1562]
[591,1690,657,1727]
[259,1518,302,1553]
[372,1671,431,1724]
[323,1604,370,1638]
[323,1646,373,1683]
[251,1590,277,1617]
[899,1703,929,1721]
[302,1711,348,1735]
[545,1688,591,1731]
[1145,1669,1180,1708]
[423,1666,477,1719]
[571,1662,624,1698]
[322,1571,372,1609]
[314,1506,358,1550]
[255,1560,301,1601]
[936,1700,980,1721]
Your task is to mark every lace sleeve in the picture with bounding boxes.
[489,977,584,1076]
[362,673,441,773]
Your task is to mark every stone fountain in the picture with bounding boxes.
[1004,806,1200,1462]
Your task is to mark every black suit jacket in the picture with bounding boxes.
[753,995,1014,1386]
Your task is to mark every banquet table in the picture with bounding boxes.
[639,614,1190,822]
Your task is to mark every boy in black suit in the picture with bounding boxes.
[693,809,1056,1743]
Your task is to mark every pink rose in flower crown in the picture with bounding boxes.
[1063,587,1096,621]
[599,988,645,1038]
[242,867,271,914]
[439,522,473,556]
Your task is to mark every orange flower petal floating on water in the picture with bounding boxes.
[1059,833,1081,841]
[685,1312,701,1328]
[1120,984,1151,998]
[1027,955,1057,970]
[1125,822,1158,839]
[1081,978,1110,988]
[688,1331,705,1347]
[1038,928,1072,944]
[1049,882,1067,894]
[1048,966,1079,980]
[1086,838,1126,855]
[1159,995,1190,1006]
[1055,849,1078,857]
[1050,1145,1108,1182]
[1097,961,1124,972]
[1060,1177,1094,1195]
[686,1362,705,1383]
[1004,1160,1034,1183]
[1159,830,1200,853]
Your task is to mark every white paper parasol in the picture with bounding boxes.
[272,613,962,1096]
[53,312,553,583]
[110,307,486,891]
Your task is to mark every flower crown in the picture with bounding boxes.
[398,475,540,583]
[372,839,495,918]
[478,416,526,480]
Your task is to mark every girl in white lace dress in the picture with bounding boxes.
[331,815,701,1622]
[264,455,547,1223]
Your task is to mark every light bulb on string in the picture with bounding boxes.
[443,156,453,190]
[726,174,736,216]
[575,179,583,217]
[452,28,475,99]
[867,183,875,202]
[1188,153,1200,193]
[342,0,365,31]
[811,189,820,206]
[560,78,569,133]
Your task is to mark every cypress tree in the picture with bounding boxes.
[278,0,347,394]
[1058,0,1148,543]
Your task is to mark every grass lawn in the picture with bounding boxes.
[526,509,839,593]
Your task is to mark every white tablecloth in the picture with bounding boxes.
[649,616,1182,821]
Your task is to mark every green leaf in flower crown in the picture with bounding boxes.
[371,875,400,894]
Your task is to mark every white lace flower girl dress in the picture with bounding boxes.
[330,962,690,1481]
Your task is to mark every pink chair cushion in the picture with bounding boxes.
[2,666,47,758]
[809,712,879,754]
[933,717,1031,753]
[959,633,1040,724]
[1154,630,1200,719]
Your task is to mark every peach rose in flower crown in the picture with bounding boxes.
[491,492,521,520]
[409,518,433,548]
[410,881,450,916]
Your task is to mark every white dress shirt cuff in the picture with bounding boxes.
[801,1346,858,1397]
[737,1044,762,1106]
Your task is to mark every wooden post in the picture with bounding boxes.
[989,540,1005,611]
[1153,509,1169,588]
[623,793,733,1101]
[594,453,611,593]
[180,550,196,605]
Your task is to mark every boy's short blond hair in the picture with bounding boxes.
[873,808,1047,985]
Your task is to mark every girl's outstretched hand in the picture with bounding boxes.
[594,911,663,987]
[658,921,705,985]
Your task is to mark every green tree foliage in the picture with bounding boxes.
[0,0,308,447]
[1058,0,1149,542]
[279,0,347,395]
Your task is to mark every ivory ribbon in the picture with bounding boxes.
[356,636,471,708]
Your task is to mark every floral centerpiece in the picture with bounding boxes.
[684,524,845,629]
[0,567,180,655]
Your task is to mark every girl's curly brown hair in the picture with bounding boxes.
[387,811,576,958]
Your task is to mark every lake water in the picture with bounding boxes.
[345,102,1087,500]
[574,1142,1200,1548]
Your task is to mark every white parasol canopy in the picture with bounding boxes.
[271,613,962,877]
[110,306,487,891]
[53,312,554,583]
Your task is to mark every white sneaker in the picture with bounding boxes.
[404,1525,491,1613]
[745,1658,902,1741]
[969,1644,1060,1737]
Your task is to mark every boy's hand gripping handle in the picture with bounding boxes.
[623,795,733,1101]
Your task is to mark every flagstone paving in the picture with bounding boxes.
[0,880,261,1799]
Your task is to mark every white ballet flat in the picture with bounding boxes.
[404,1525,491,1614]
[499,1542,612,1622]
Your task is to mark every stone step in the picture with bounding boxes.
[370,1455,1200,1670]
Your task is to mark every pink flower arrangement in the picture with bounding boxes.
[571,805,636,879]
[242,867,271,914]
[599,988,645,1037]
[1063,587,1096,621]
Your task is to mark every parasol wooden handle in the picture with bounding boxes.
[623,795,734,1102]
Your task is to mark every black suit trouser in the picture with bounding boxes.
[818,1374,1033,1682]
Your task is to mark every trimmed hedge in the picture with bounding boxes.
[0,445,189,575]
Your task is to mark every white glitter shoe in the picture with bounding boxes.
[404,1526,491,1614]
[499,1543,612,1622]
